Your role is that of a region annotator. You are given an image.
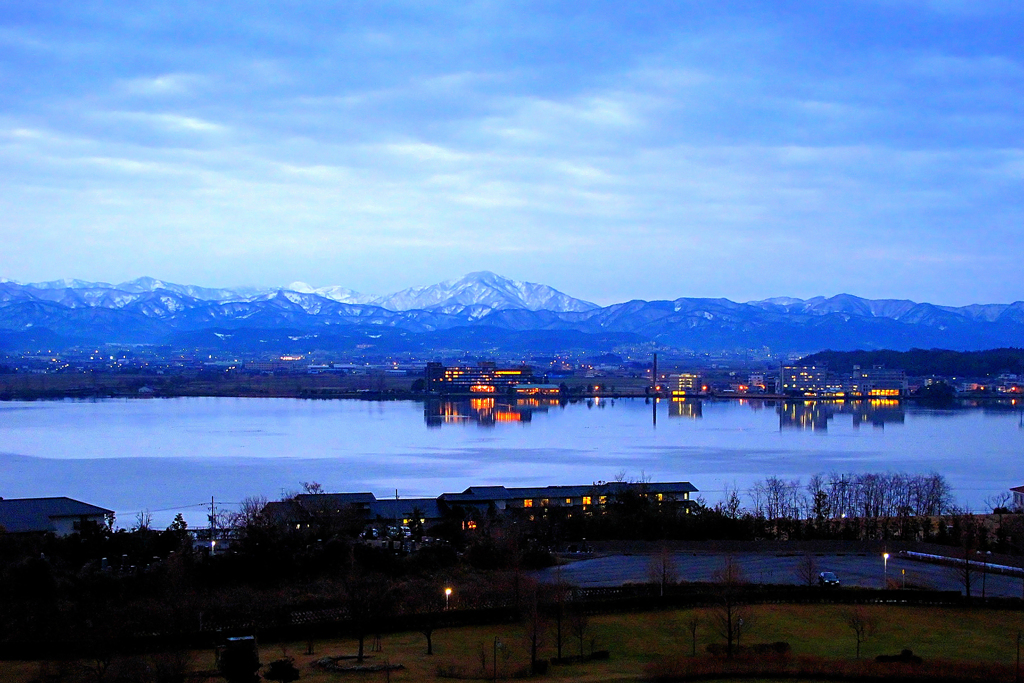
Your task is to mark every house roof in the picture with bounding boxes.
[295,492,377,508]
[441,481,698,503]
[1011,486,1024,494]
[0,497,113,534]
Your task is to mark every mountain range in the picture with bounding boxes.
[1,272,1022,355]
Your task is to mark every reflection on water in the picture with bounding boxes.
[669,398,703,419]
[778,399,906,431]
[424,398,561,427]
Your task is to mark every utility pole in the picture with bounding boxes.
[651,353,658,395]
[208,496,216,554]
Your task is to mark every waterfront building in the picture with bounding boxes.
[672,372,702,396]
[780,364,907,398]
[425,362,535,394]
[845,365,907,397]
[779,365,830,396]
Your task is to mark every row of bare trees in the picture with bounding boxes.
[746,472,952,521]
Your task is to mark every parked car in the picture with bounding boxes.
[818,571,840,587]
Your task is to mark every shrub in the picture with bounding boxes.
[263,657,300,682]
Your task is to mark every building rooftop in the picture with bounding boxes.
[0,497,113,534]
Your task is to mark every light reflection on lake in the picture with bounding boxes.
[0,397,1020,527]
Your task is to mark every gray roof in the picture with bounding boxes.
[296,492,377,508]
[368,498,443,521]
[442,481,697,504]
[507,482,697,499]
[0,497,112,534]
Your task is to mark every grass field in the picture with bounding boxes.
[4,603,1023,682]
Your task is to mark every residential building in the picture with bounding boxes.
[266,480,699,530]
[0,497,113,536]
[1012,485,1024,511]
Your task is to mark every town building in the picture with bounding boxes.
[780,364,907,398]
[513,383,562,397]
[779,365,830,396]
[425,362,535,394]
[672,373,702,396]
[846,365,908,397]
[0,497,113,536]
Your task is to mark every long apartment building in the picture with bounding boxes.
[425,362,536,394]
[267,480,699,531]
[779,364,907,398]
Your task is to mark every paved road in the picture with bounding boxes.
[534,551,1024,598]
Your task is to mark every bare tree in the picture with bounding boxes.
[340,570,394,662]
[685,613,701,657]
[710,557,750,657]
[948,507,982,599]
[567,602,590,659]
[795,553,819,587]
[843,608,877,659]
[132,509,153,533]
[648,543,678,597]
[232,495,270,529]
[301,481,324,494]
[521,582,547,673]
[716,484,743,519]
[986,491,1012,514]
[548,572,571,661]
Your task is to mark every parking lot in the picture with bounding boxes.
[535,551,1024,598]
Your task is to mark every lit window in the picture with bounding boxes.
[599,496,607,505]
[657,493,664,501]
[565,498,572,505]
[523,499,533,508]
[582,496,592,506]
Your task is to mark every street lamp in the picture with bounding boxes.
[444,587,452,610]
[883,552,890,588]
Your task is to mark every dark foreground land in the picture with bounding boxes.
[3,603,1023,683]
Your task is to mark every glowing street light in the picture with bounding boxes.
[445,587,452,610]
[883,552,890,588]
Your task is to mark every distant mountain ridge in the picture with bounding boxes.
[1,272,1022,353]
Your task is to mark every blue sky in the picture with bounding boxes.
[1,1,1021,305]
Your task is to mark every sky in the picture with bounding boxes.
[0,1,1021,306]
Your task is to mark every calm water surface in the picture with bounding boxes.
[1,397,1021,527]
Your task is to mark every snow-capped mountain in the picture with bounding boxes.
[285,282,376,306]
[1,275,1023,353]
[371,271,599,313]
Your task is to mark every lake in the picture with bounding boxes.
[1,396,1021,527]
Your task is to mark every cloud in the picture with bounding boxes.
[0,2,1020,303]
